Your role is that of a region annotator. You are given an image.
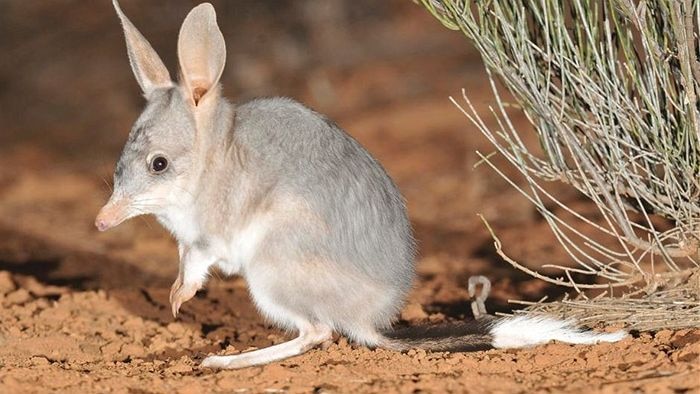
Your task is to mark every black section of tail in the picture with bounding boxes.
[380,317,496,352]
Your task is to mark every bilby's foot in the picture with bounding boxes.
[201,324,332,369]
[169,275,201,317]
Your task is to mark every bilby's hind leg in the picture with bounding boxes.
[201,323,332,369]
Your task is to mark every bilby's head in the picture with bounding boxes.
[96,1,226,231]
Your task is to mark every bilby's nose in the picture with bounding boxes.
[95,216,111,232]
[94,199,128,231]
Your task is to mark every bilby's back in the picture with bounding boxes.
[233,97,415,286]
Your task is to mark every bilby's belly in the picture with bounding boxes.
[216,217,270,276]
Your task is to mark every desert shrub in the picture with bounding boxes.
[420,0,700,330]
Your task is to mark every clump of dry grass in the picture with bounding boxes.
[510,269,700,331]
[420,0,700,330]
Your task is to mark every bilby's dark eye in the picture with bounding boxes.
[150,155,169,174]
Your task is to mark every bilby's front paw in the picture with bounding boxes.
[169,276,202,318]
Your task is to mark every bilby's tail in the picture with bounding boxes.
[380,315,626,352]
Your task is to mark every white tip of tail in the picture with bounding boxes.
[490,315,627,349]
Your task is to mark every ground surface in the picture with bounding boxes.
[0,1,698,393]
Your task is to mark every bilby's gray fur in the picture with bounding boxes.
[97,1,626,369]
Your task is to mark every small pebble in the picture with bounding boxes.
[5,288,31,305]
[0,272,16,295]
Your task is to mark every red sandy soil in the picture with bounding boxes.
[0,1,698,392]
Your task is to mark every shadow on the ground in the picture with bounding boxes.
[0,224,169,290]
[412,220,592,319]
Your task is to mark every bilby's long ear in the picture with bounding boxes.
[177,3,226,107]
[113,0,172,96]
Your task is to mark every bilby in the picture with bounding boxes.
[96,1,626,369]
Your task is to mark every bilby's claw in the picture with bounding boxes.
[172,299,181,318]
[169,275,200,319]
[169,275,182,306]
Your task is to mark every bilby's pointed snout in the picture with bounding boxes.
[95,216,110,232]
[95,198,130,231]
